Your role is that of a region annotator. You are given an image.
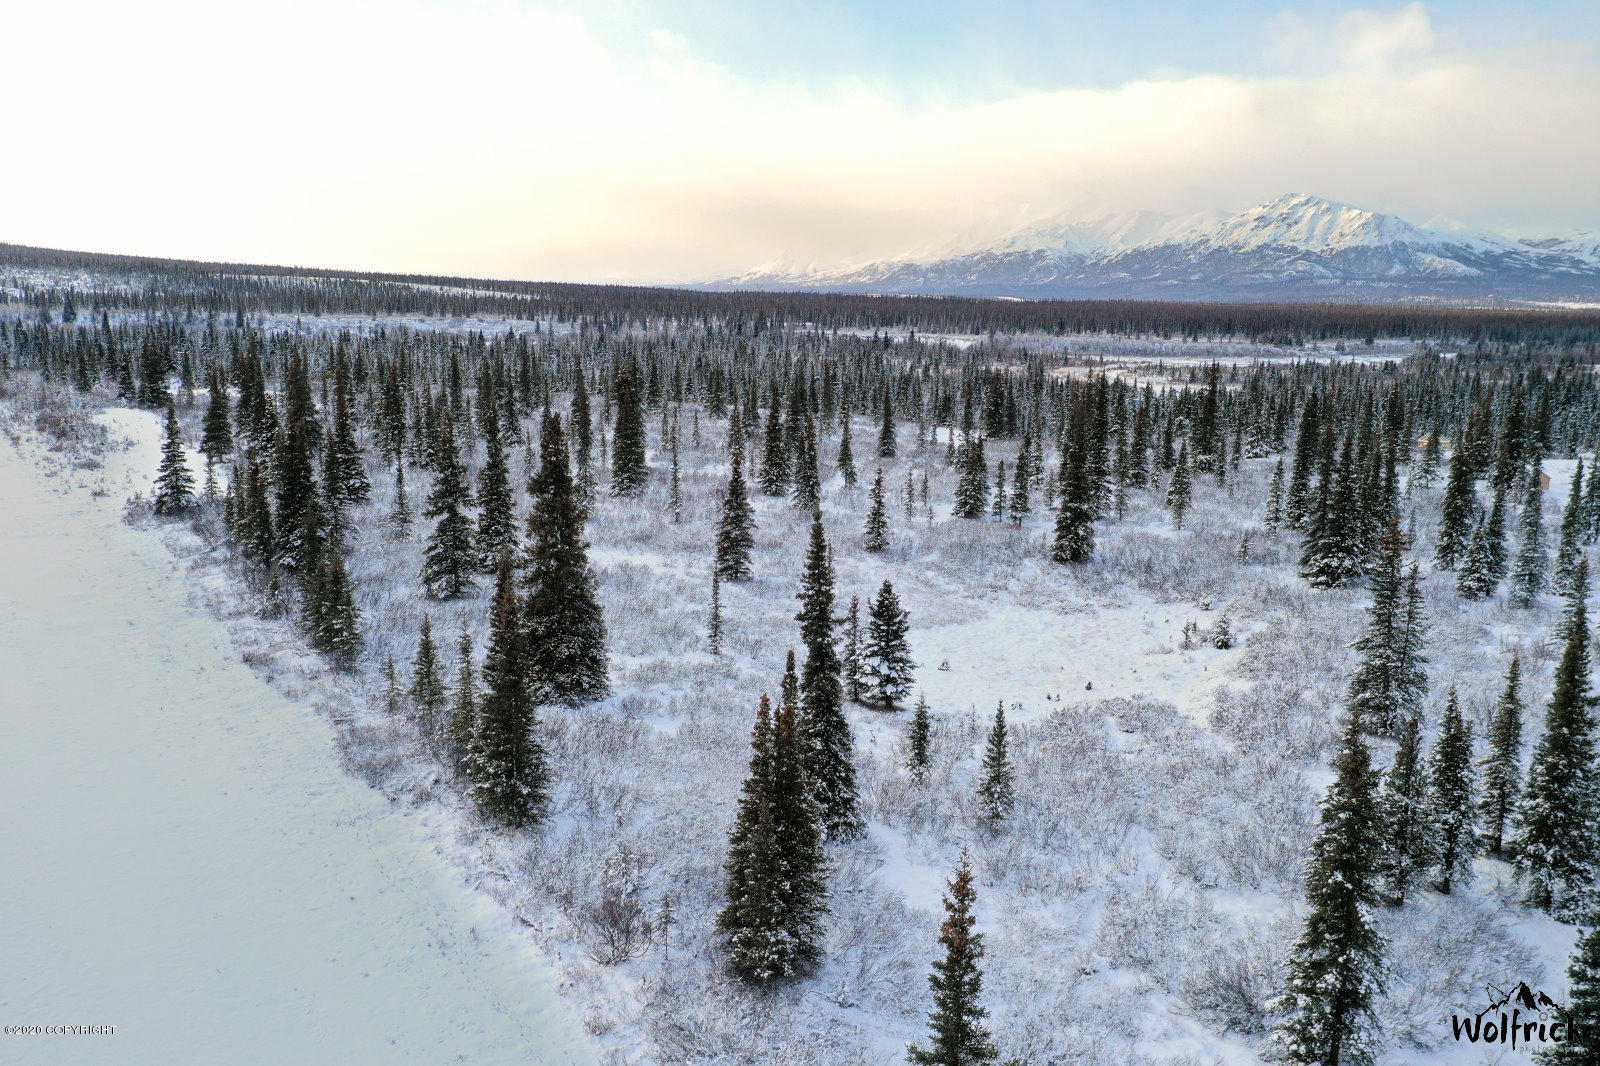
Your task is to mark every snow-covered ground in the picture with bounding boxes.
[0,416,596,1065]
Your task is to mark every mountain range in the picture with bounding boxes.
[715,194,1600,302]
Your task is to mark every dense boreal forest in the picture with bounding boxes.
[6,246,1600,1065]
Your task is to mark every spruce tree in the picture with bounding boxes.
[1436,443,1476,568]
[1511,463,1549,607]
[708,569,724,655]
[1554,462,1586,595]
[152,401,196,516]
[1051,418,1095,564]
[313,549,362,669]
[1265,457,1286,531]
[1271,710,1385,1066]
[475,402,517,569]
[1426,690,1475,894]
[837,413,858,488]
[201,365,233,463]
[1301,437,1366,589]
[717,695,829,984]
[796,512,862,839]
[715,449,756,581]
[422,415,476,599]
[1377,711,1433,905]
[1166,441,1192,529]
[1540,912,1600,1066]
[1457,514,1499,600]
[325,359,369,505]
[471,557,549,828]
[864,580,915,708]
[907,853,999,1066]
[977,702,1014,825]
[610,360,648,496]
[908,693,932,783]
[1347,524,1427,736]
[843,595,864,703]
[411,614,448,740]
[390,457,413,535]
[1514,560,1597,918]
[864,468,890,552]
[953,436,989,519]
[444,631,477,778]
[877,388,896,459]
[1477,655,1523,858]
[522,412,608,705]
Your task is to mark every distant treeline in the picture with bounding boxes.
[5,241,1600,347]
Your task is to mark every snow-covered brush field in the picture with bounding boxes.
[2,311,1590,1066]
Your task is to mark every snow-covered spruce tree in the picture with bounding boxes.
[1457,515,1500,600]
[796,511,862,839]
[309,549,362,670]
[422,414,476,599]
[953,435,989,519]
[610,359,648,497]
[410,614,448,739]
[714,449,755,582]
[837,412,857,488]
[864,580,914,708]
[1436,443,1477,569]
[1540,910,1600,1066]
[1051,425,1095,563]
[667,419,683,524]
[1511,462,1549,607]
[1300,436,1366,589]
[1485,488,1510,580]
[1477,655,1523,858]
[843,595,864,703]
[1271,710,1385,1066]
[389,457,412,536]
[1426,690,1475,894]
[1346,523,1427,736]
[522,412,608,706]
[1165,440,1192,529]
[759,390,787,495]
[201,364,233,463]
[877,387,896,459]
[864,467,890,552]
[977,702,1014,826]
[1554,462,1587,595]
[152,401,196,516]
[908,693,931,784]
[1284,392,1322,530]
[1377,711,1433,906]
[235,454,276,565]
[1007,450,1031,524]
[708,569,724,656]
[470,557,549,829]
[444,631,477,779]
[907,852,999,1066]
[474,401,517,569]
[1265,457,1286,531]
[1514,559,1598,918]
[791,415,821,510]
[325,359,369,505]
[717,695,828,984]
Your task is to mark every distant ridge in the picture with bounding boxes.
[716,194,1600,301]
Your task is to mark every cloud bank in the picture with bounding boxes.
[5,0,1597,282]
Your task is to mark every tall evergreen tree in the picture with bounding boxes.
[1377,711,1433,905]
[708,569,724,655]
[325,359,369,505]
[1265,457,1286,531]
[1514,560,1597,918]
[1478,655,1524,858]
[522,412,608,705]
[1554,462,1587,595]
[475,402,517,569]
[1436,443,1477,569]
[864,467,890,552]
[908,693,932,784]
[977,703,1014,825]
[1540,911,1600,1066]
[877,388,897,459]
[1426,690,1475,894]
[422,415,477,598]
[953,436,989,519]
[610,360,648,496]
[444,631,478,779]
[843,595,864,703]
[837,413,858,488]
[201,364,233,463]
[907,853,999,1066]
[1166,441,1192,529]
[152,402,196,516]
[1457,515,1500,600]
[863,580,915,708]
[1511,462,1550,607]
[410,614,448,741]
[1347,524,1427,736]
[796,512,863,839]
[1271,710,1385,1066]
[715,449,756,581]
[470,557,549,828]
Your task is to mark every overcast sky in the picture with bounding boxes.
[6,0,1598,283]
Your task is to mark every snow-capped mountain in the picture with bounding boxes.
[717,194,1600,300]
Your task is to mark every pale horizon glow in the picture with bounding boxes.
[4,0,1599,284]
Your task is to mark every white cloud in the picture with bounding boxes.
[1,0,1596,282]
